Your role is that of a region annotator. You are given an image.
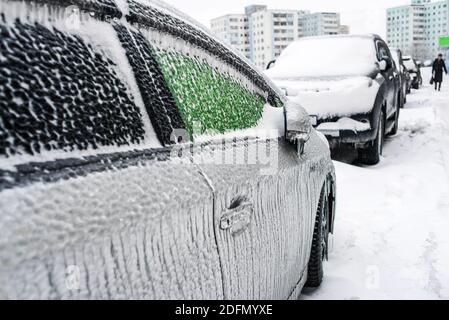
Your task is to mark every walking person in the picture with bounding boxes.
[432,53,447,91]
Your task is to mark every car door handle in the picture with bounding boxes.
[220,200,253,236]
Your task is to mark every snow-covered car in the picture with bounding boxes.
[0,0,336,300]
[423,59,434,68]
[403,56,423,90]
[390,47,409,107]
[266,34,401,165]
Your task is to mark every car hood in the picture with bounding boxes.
[272,76,380,120]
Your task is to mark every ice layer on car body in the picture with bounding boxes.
[0,0,336,300]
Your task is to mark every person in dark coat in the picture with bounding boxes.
[432,53,447,91]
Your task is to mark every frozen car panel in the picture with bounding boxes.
[0,154,223,300]
[193,131,334,299]
[0,0,222,299]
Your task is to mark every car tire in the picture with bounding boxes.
[359,110,384,165]
[305,187,329,288]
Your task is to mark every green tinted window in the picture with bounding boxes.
[154,49,266,138]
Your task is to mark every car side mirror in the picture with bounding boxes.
[266,60,276,70]
[285,101,311,156]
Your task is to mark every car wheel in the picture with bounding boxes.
[305,187,329,288]
[359,110,384,165]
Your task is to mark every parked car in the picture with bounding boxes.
[0,0,336,300]
[403,56,423,90]
[423,59,434,68]
[390,47,409,107]
[266,34,401,165]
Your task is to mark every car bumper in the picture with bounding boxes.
[314,117,376,147]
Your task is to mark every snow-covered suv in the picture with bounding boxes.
[267,34,401,165]
[0,0,336,299]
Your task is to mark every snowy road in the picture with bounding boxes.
[303,68,449,300]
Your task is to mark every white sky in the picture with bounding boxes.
[164,0,411,38]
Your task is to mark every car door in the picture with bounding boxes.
[0,0,223,300]
[125,0,329,299]
[377,41,397,119]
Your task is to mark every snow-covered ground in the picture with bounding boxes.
[303,67,449,300]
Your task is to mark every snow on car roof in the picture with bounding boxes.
[296,33,382,42]
[266,34,379,78]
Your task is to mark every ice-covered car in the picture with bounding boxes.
[403,56,423,90]
[0,0,336,300]
[390,47,409,107]
[266,34,401,165]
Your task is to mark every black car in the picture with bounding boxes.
[403,56,423,90]
[390,47,409,107]
[267,34,401,165]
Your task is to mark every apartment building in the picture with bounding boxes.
[386,0,449,60]
[211,5,345,69]
[338,25,351,35]
[300,12,341,37]
[210,14,250,59]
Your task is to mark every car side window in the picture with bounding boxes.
[0,3,157,159]
[124,0,284,140]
